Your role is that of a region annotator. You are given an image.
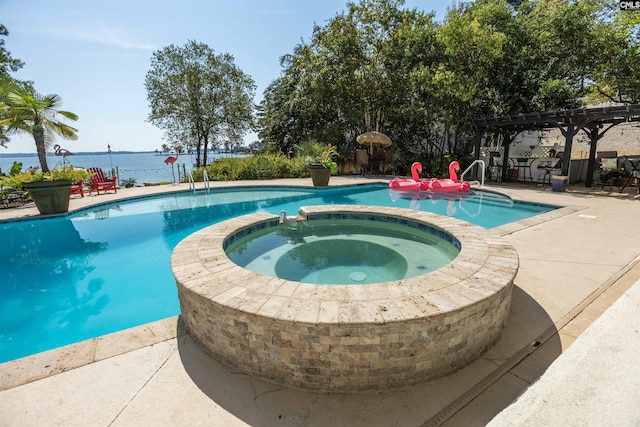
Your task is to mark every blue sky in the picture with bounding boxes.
[1,0,449,154]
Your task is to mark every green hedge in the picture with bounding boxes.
[190,155,308,182]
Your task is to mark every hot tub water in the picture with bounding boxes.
[226,220,459,284]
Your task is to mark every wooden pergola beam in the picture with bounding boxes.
[474,104,640,187]
[475,104,640,131]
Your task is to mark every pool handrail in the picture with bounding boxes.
[187,170,211,193]
[187,171,195,192]
[203,170,210,192]
[461,160,485,187]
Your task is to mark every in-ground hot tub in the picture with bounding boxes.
[226,213,461,285]
[171,205,518,393]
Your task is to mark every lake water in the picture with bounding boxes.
[0,152,247,184]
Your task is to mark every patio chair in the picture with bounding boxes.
[488,151,503,182]
[599,157,622,191]
[380,148,395,175]
[70,180,85,198]
[355,149,370,176]
[371,148,386,175]
[620,156,640,194]
[88,167,117,195]
[536,151,563,185]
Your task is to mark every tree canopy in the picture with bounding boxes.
[1,27,76,170]
[0,25,23,85]
[145,40,256,167]
[0,24,33,147]
[257,0,640,169]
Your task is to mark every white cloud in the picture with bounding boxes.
[29,25,156,51]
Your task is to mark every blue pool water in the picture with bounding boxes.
[0,184,555,362]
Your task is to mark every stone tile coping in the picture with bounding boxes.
[172,205,518,325]
[0,317,185,391]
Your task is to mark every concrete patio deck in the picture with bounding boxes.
[0,177,639,426]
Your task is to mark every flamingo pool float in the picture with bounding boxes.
[388,162,428,191]
[388,161,470,193]
[428,161,471,193]
[279,210,297,224]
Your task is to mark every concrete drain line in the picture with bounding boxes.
[422,255,640,427]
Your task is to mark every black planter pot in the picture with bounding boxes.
[23,180,73,215]
[308,166,331,187]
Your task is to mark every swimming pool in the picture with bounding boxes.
[0,184,555,363]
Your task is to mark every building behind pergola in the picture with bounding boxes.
[473,104,640,186]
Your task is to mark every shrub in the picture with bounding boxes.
[189,154,320,182]
[1,165,92,190]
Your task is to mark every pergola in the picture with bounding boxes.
[473,104,640,186]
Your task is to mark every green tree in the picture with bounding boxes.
[0,24,33,146]
[431,0,507,159]
[258,0,440,158]
[257,65,306,154]
[145,40,256,167]
[0,25,24,85]
[0,84,78,173]
[520,0,612,108]
[589,3,640,103]
[258,0,633,167]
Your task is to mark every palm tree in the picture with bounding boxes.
[0,83,78,173]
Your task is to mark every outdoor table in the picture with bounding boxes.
[511,157,535,182]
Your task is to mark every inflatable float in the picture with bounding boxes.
[388,161,471,193]
[428,161,471,192]
[388,162,428,191]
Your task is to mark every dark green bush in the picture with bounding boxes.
[190,155,308,181]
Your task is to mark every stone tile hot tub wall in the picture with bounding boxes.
[171,205,518,393]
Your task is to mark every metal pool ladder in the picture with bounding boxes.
[187,170,211,193]
[460,160,485,187]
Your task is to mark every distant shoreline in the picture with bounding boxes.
[0,150,249,157]
[0,151,154,157]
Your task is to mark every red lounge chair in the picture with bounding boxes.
[70,180,85,198]
[88,168,117,195]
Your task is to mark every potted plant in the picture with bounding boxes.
[121,177,137,188]
[1,84,84,213]
[2,166,92,214]
[303,144,339,187]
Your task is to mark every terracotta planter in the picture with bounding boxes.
[308,166,331,187]
[23,180,73,214]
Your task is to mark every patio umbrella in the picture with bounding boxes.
[357,131,392,146]
[357,131,393,175]
[356,131,393,152]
